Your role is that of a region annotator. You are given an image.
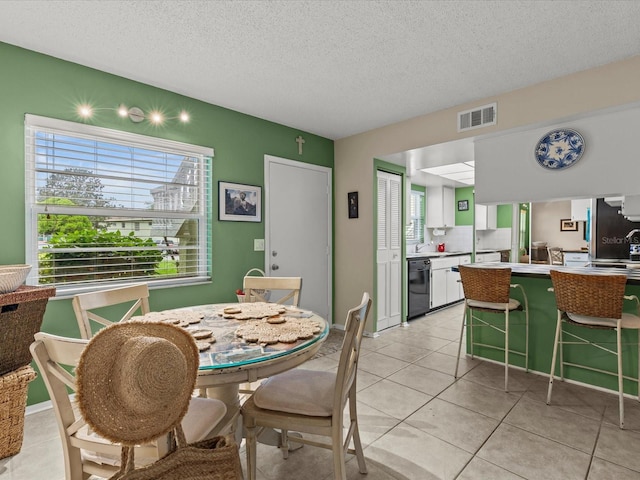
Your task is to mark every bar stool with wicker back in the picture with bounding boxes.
[454,265,529,392]
[547,269,640,429]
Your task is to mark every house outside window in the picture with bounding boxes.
[25,115,212,294]
[406,190,425,243]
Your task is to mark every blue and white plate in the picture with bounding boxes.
[534,129,585,170]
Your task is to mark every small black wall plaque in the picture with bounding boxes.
[348,191,358,219]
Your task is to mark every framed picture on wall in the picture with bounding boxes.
[458,200,469,211]
[219,181,262,222]
[560,219,578,231]
[348,191,359,219]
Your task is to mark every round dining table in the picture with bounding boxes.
[163,302,329,440]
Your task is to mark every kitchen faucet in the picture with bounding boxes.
[415,243,424,253]
[625,229,640,240]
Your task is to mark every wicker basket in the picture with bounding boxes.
[0,285,56,376]
[0,365,37,459]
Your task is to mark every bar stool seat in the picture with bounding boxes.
[546,269,640,429]
[455,265,529,392]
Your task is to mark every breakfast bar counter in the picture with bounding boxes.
[456,262,640,396]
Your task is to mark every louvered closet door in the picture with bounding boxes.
[376,170,402,331]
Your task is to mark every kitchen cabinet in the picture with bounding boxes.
[430,255,470,309]
[426,186,454,228]
[475,204,497,230]
[475,251,501,263]
[431,267,447,309]
[570,199,590,222]
[621,195,640,221]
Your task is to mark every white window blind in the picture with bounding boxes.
[406,191,424,242]
[25,115,212,294]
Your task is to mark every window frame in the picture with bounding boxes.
[407,189,425,243]
[25,114,213,296]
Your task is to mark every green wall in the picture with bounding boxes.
[453,187,512,228]
[0,42,334,405]
[497,204,513,228]
[454,186,474,226]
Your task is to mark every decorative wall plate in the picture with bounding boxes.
[534,128,585,170]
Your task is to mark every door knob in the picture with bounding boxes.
[271,264,279,271]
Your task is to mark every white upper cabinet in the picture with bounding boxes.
[570,199,591,221]
[426,186,454,228]
[475,204,497,230]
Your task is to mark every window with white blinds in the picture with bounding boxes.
[406,190,424,242]
[25,115,212,294]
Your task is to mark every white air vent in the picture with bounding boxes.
[457,103,497,132]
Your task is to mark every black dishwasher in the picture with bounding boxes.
[408,258,431,319]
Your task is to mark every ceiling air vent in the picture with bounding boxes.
[457,103,497,132]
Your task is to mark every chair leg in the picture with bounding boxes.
[560,324,565,381]
[617,326,625,429]
[280,429,289,459]
[349,397,367,474]
[454,304,467,379]
[524,302,529,373]
[504,309,509,392]
[547,313,563,405]
[469,307,475,359]
[332,427,347,480]
[245,421,258,480]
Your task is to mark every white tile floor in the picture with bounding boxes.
[4,303,640,479]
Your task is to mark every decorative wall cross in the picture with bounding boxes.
[296,135,305,155]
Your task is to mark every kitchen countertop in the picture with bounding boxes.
[407,249,501,259]
[456,261,640,284]
[407,251,471,259]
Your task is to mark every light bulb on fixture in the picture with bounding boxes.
[78,104,93,118]
[149,111,164,125]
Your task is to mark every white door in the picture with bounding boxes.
[265,155,332,323]
[376,170,402,330]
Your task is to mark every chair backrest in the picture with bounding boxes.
[459,265,512,304]
[548,247,564,265]
[243,276,302,306]
[333,292,372,414]
[30,332,166,479]
[550,269,627,319]
[72,283,150,338]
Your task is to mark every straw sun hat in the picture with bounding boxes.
[76,321,198,446]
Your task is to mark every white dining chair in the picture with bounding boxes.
[242,276,302,306]
[242,292,372,480]
[30,331,228,480]
[72,283,150,338]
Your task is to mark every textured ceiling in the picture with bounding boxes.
[1,1,640,140]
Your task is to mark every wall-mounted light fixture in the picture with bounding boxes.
[76,103,190,126]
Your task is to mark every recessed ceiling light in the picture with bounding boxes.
[420,162,473,176]
[442,171,474,182]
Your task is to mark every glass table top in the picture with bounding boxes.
[162,303,329,371]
